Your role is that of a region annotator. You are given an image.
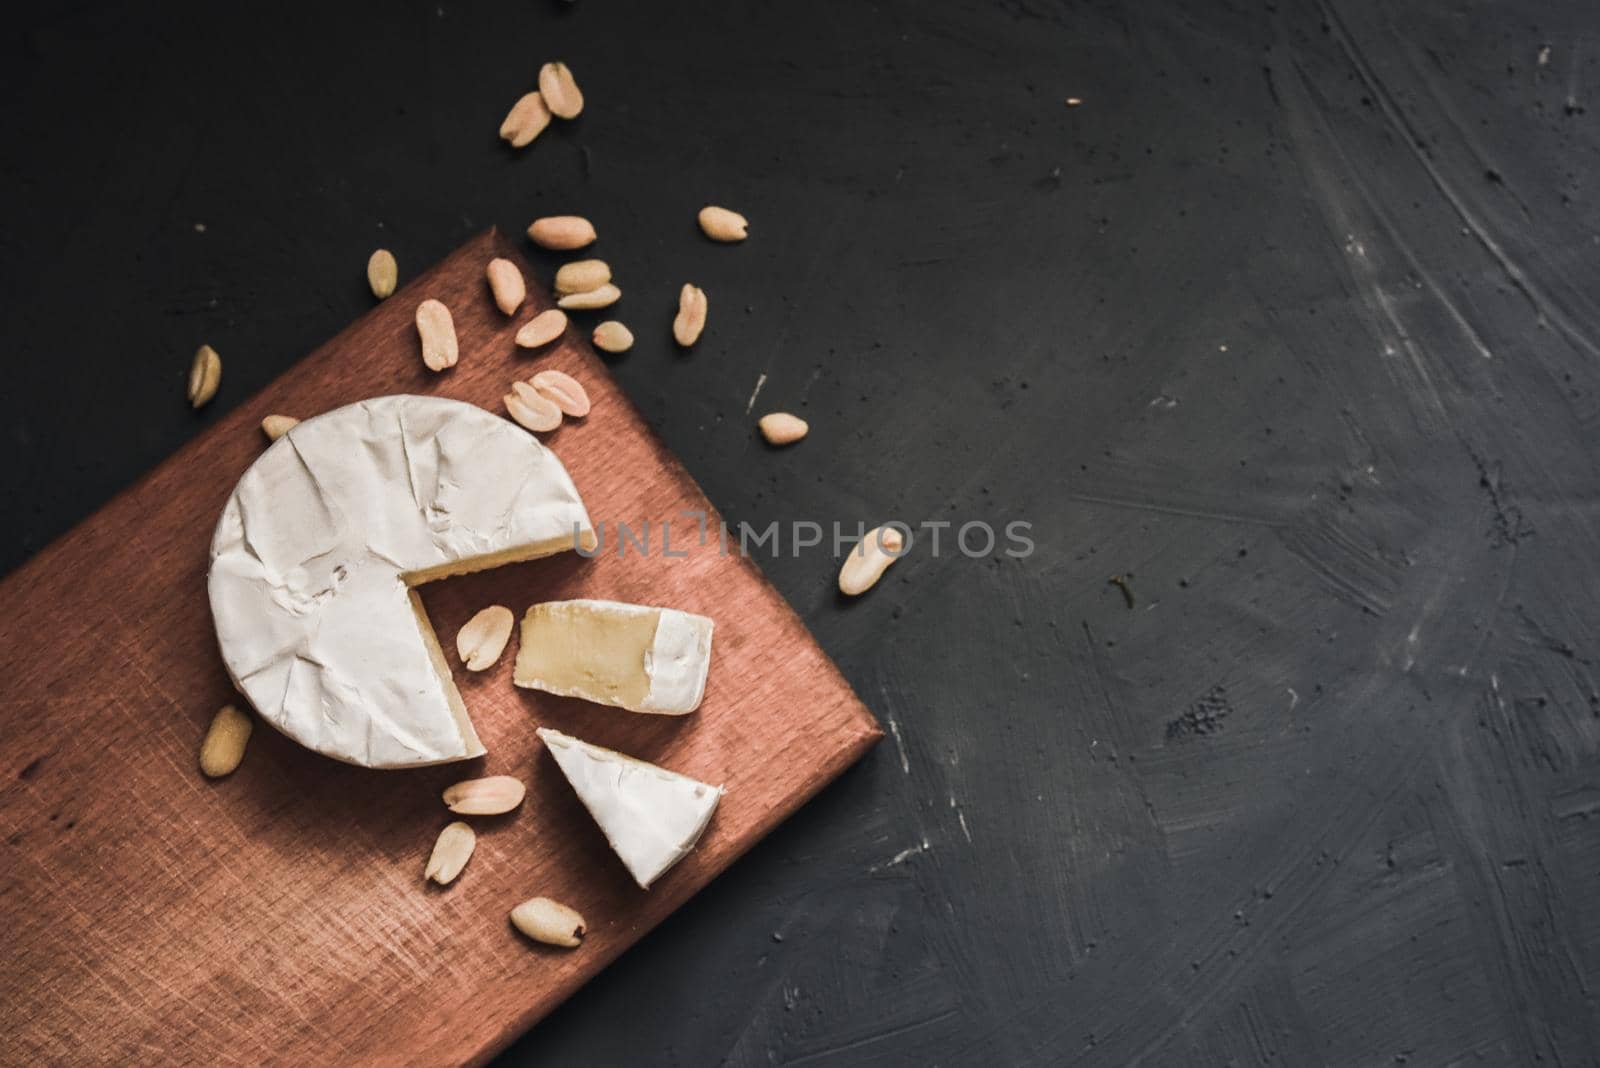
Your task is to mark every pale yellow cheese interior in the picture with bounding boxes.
[515,602,660,708]
[399,529,597,586]
[407,590,485,758]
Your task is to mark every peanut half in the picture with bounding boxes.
[838,525,906,596]
[367,249,398,299]
[528,215,597,250]
[592,320,633,353]
[457,605,515,671]
[531,369,591,417]
[506,381,563,433]
[698,206,749,242]
[758,412,808,446]
[557,283,621,311]
[673,284,707,347]
[515,308,568,349]
[511,896,587,948]
[425,822,476,886]
[554,259,611,295]
[443,775,527,816]
[187,345,222,409]
[416,299,459,371]
[500,92,552,148]
[538,62,584,120]
[199,704,252,778]
[261,414,299,442]
[486,258,527,316]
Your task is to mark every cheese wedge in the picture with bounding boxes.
[208,395,593,768]
[514,600,713,714]
[538,728,722,888]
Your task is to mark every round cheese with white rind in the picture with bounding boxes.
[208,395,593,768]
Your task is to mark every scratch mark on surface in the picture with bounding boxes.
[786,1007,963,1065]
[746,372,767,414]
[1063,491,1290,529]
[1402,621,1423,672]
[887,712,910,775]
[1278,508,1402,617]
[1341,221,1447,419]
[872,836,930,872]
[949,792,973,842]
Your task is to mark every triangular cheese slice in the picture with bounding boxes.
[538,728,723,889]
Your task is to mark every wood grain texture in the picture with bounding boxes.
[0,229,881,1067]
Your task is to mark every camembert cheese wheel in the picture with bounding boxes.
[207,395,593,768]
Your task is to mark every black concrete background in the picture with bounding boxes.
[6,1,1600,1064]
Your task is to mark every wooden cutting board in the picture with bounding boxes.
[0,230,881,1066]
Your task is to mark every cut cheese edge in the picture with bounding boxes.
[208,395,593,768]
[514,599,713,714]
[538,727,722,888]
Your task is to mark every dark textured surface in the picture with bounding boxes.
[5,1,1600,1064]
